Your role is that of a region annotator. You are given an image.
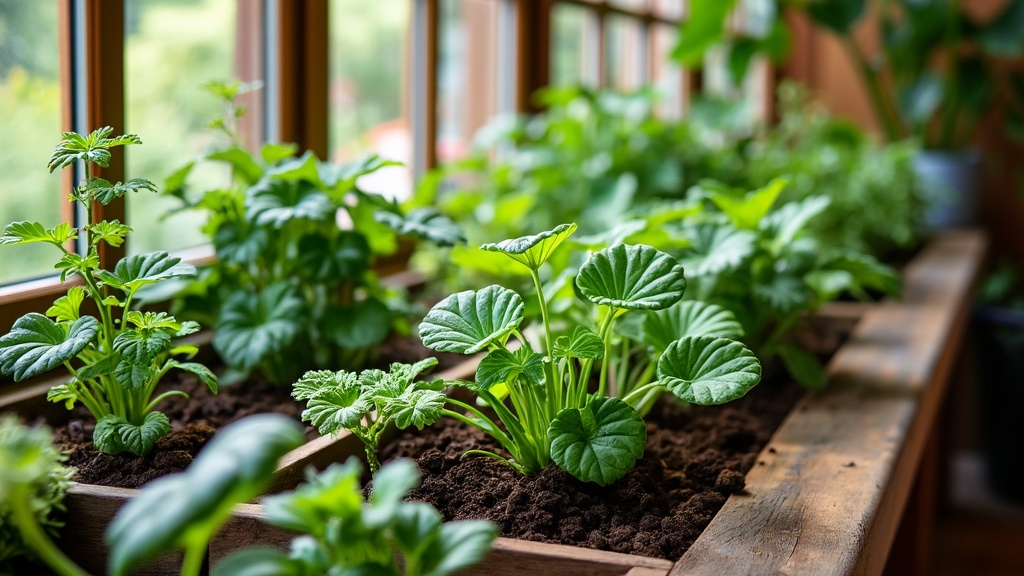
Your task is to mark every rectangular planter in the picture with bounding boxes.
[0,231,984,575]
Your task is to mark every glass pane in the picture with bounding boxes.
[124,0,253,256]
[609,0,648,11]
[651,24,685,119]
[550,3,599,88]
[0,1,63,284]
[437,0,511,164]
[652,0,684,20]
[329,0,412,201]
[604,15,645,91]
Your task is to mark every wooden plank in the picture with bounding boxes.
[671,231,986,576]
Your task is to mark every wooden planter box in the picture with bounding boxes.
[0,231,984,575]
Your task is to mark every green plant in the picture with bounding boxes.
[0,128,218,456]
[164,82,463,385]
[292,358,447,473]
[0,415,80,576]
[417,223,762,486]
[215,458,497,576]
[106,414,305,576]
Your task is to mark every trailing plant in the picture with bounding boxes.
[0,128,218,456]
[106,414,306,576]
[215,458,497,576]
[162,81,464,385]
[292,358,447,473]
[0,415,80,576]
[417,223,762,486]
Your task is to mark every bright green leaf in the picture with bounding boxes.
[552,326,605,360]
[0,221,76,246]
[479,222,577,271]
[474,347,545,390]
[549,397,646,486]
[657,336,761,405]
[45,286,89,323]
[576,244,686,311]
[419,285,525,354]
[643,301,744,354]
[709,178,788,230]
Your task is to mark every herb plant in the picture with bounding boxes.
[292,358,447,473]
[417,223,762,486]
[0,129,218,456]
[0,416,80,576]
[164,82,463,385]
[215,458,497,576]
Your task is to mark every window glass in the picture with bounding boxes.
[652,0,684,20]
[651,24,685,119]
[329,0,412,201]
[550,3,599,87]
[0,1,63,284]
[124,0,250,255]
[609,0,647,11]
[604,15,644,91]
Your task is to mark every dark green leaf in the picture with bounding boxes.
[170,361,219,394]
[657,336,761,405]
[0,314,99,381]
[83,178,158,205]
[113,329,172,389]
[549,397,646,486]
[576,244,686,311]
[479,223,577,270]
[552,326,605,360]
[643,301,744,354]
[474,347,545,390]
[96,251,196,293]
[778,343,828,390]
[376,207,466,247]
[76,354,118,381]
[246,179,335,227]
[297,231,370,283]
[93,412,170,457]
[807,0,866,34]
[979,0,1024,55]
[212,548,303,576]
[214,283,307,373]
[727,39,759,85]
[322,298,392,350]
[419,285,525,354]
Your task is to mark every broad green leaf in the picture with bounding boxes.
[761,196,830,251]
[474,347,545,390]
[113,329,172,389]
[0,314,99,381]
[264,460,365,534]
[170,361,219,394]
[681,224,756,277]
[82,177,158,205]
[392,502,443,558]
[297,231,370,283]
[302,384,372,434]
[657,336,761,405]
[778,344,828,390]
[726,38,760,85]
[46,286,89,323]
[671,0,739,66]
[479,222,577,270]
[576,244,686,311]
[420,520,499,576]
[93,412,170,457]
[549,397,646,486]
[48,127,141,172]
[214,283,307,373]
[212,548,304,576]
[806,0,866,34]
[643,301,744,354]
[97,251,196,293]
[819,254,901,299]
[269,151,323,187]
[293,370,359,402]
[382,388,446,430]
[163,161,194,199]
[552,326,605,360]
[246,179,335,227]
[262,142,299,164]
[376,207,466,247]
[322,298,392,350]
[107,415,305,576]
[709,178,787,230]
[87,220,133,247]
[76,354,118,381]
[449,245,531,277]
[372,458,423,512]
[419,285,525,354]
[0,221,76,246]
[208,147,264,185]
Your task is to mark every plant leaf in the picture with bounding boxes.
[45,286,89,323]
[419,285,525,354]
[376,207,466,247]
[211,548,303,576]
[93,412,170,457]
[87,220,133,247]
[208,147,265,185]
[382,388,446,430]
[214,283,307,373]
[420,520,499,576]
[112,329,172,389]
[709,178,787,230]
[576,244,686,311]
[83,178,158,205]
[169,361,219,394]
[76,354,119,381]
[552,326,605,360]
[474,347,545,390]
[0,314,99,381]
[671,0,739,66]
[246,179,335,227]
[0,221,76,246]
[777,343,828,390]
[48,127,141,172]
[302,382,372,434]
[806,0,866,34]
[549,396,646,486]
[681,224,756,277]
[297,231,371,282]
[643,301,744,354]
[657,336,761,405]
[97,251,196,293]
[479,222,577,270]
[322,298,392,350]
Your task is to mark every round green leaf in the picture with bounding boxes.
[323,298,392,350]
[643,301,744,354]
[479,222,577,270]
[0,314,100,381]
[214,282,307,372]
[549,396,646,486]
[657,336,761,405]
[552,326,605,360]
[576,244,686,311]
[418,285,524,354]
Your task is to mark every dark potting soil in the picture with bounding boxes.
[378,377,806,561]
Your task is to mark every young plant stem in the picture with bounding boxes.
[8,485,89,576]
[594,310,617,397]
[180,539,206,576]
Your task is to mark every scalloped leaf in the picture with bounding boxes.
[479,223,577,270]
[46,286,89,323]
[549,397,646,486]
[643,301,744,354]
[93,412,170,457]
[681,224,756,277]
[87,220,133,247]
[475,347,544,390]
[0,221,77,246]
[245,179,335,227]
[214,283,307,373]
[552,326,605,360]
[576,244,686,311]
[419,285,525,354]
[48,127,141,172]
[113,329,172,389]
[82,177,158,205]
[657,336,761,405]
[375,207,465,247]
[97,251,196,293]
[381,388,446,430]
[0,314,99,381]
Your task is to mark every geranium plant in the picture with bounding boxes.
[0,129,217,456]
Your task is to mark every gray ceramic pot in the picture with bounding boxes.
[914,149,981,228]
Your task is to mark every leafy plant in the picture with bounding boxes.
[106,414,306,576]
[292,358,447,473]
[163,81,463,385]
[214,458,497,576]
[0,128,218,456]
[417,223,761,486]
[0,415,80,576]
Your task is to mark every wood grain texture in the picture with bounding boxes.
[670,231,986,576]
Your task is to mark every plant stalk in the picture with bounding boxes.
[9,485,89,576]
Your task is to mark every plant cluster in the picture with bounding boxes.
[164,81,463,385]
[0,415,77,576]
[0,128,218,456]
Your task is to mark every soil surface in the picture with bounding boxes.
[52,334,461,488]
[379,376,806,561]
